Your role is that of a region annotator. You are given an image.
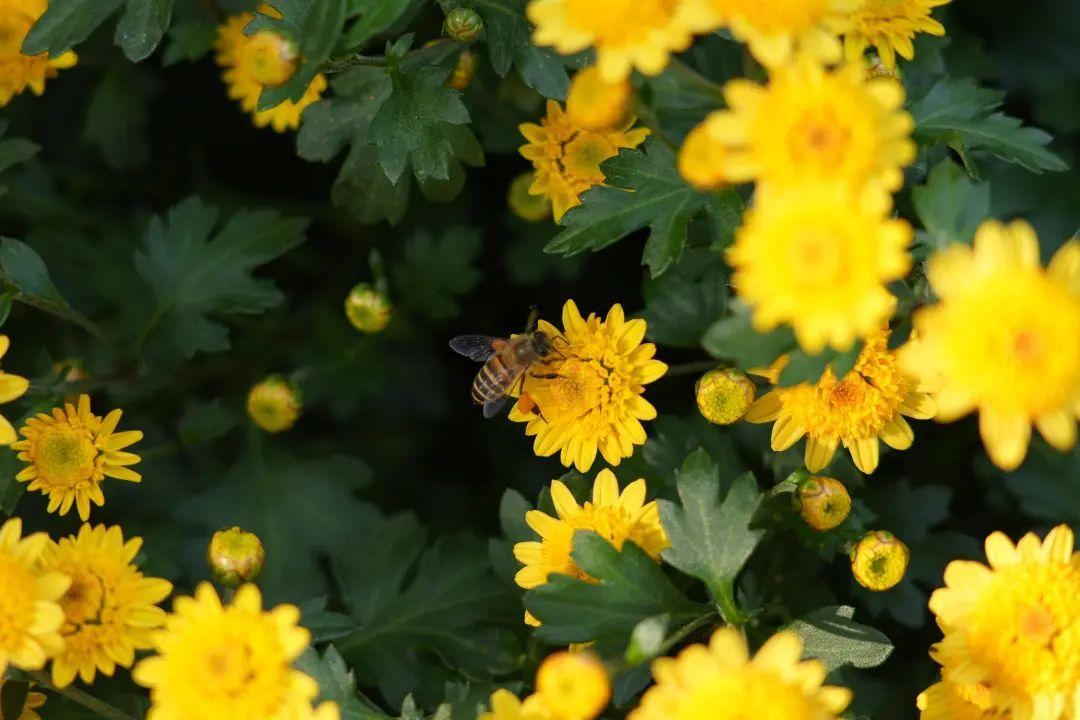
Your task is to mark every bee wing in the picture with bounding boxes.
[482,395,510,419]
[449,335,502,362]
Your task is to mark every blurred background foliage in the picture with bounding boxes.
[0,0,1078,717]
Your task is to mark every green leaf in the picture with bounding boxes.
[641,249,728,347]
[911,78,1068,174]
[298,597,358,643]
[0,680,30,720]
[177,399,237,446]
[342,0,423,51]
[393,228,481,320]
[295,646,392,720]
[524,531,705,645]
[162,16,217,65]
[657,450,763,606]
[912,159,991,250]
[778,343,862,387]
[0,123,39,198]
[459,0,569,99]
[701,310,796,369]
[84,66,153,170]
[788,606,893,672]
[0,237,101,338]
[22,0,126,57]
[133,196,308,360]
[370,63,477,185]
[546,139,711,277]
[335,522,516,708]
[115,0,176,61]
[1003,445,1080,526]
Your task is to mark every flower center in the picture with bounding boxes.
[35,425,99,487]
[60,570,105,627]
[789,113,853,168]
[789,229,844,285]
[1019,604,1058,647]
[242,31,296,87]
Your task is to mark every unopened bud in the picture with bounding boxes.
[247,376,301,433]
[208,527,265,587]
[796,476,851,531]
[678,120,728,192]
[851,530,909,591]
[246,31,298,87]
[535,651,610,720]
[566,66,632,131]
[448,50,477,91]
[344,283,392,334]
[443,7,483,42]
[695,368,755,425]
[507,172,551,222]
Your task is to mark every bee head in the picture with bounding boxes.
[532,331,553,357]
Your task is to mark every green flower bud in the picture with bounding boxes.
[208,527,265,588]
[695,368,755,425]
[443,7,483,42]
[247,376,301,433]
[851,530,909,591]
[344,282,392,334]
[796,476,851,531]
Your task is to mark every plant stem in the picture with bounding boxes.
[25,671,136,720]
[667,59,726,98]
[659,611,718,655]
[323,53,388,73]
[711,578,746,626]
[664,360,719,377]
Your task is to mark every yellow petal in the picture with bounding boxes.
[1035,409,1077,452]
[978,409,1031,471]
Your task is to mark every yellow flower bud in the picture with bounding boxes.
[678,120,729,191]
[207,527,265,588]
[566,66,632,132]
[695,368,755,425]
[851,531,909,591]
[534,651,610,720]
[796,476,851,531]
[244,31,298,87]
[443,7,484,42]
[247,376,301,433]
[507,172,552,222]
[448,49,477,91]
[344,283,392,334]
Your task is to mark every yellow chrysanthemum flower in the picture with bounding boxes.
[928,525,1080,720]
[519,101,650,222]
[0,682,47,720]
[844,0,950,69]
[12,394,143,521]
[917,679,1004,720]
[0,335,29,444]
[527,0,697,81]
[630,627,853,720]
[0,518,69,676]
[727,185,912,354]
[535,651,611,720]
[681,0,859,67]
[508,301,667,471]
[695,54,915,192]
[480,689,555,720]
[514,470,669,626]
[0,0,77,107]
[133,583,336,720]
[215,11,327,133]
[901,220,1080,471]
[745,328,936,474]
[42,524,173,687]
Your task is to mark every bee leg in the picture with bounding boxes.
[530,373,561,380]
[516,392,547,422]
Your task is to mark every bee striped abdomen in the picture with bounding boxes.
[472,353,514,404]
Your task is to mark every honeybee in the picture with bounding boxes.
[450,314,563,418]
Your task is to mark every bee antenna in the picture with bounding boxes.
[525,306,540,332]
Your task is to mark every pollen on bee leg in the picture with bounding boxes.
[516,393,547,422]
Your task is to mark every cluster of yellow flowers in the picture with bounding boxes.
[0,0,77,107]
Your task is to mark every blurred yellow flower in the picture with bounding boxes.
[344,283,392,334]
[845,0,950,69]
[928,525,1080,720]
[519,101,649,221]
[0,518,69,677]
[746,329,935,474]
[527,0,697,81]
[727,185,911,354]
[566,66,633,132]
[851,530,909,590]
[696,54,915,192]
[479,689,555,720]
[0,335,29,444]
[508,301,667,470]
[902,221,1080,471]
[677,121,731,191]
[917,679,1002,720]
[0,0,77,106]
[43,524,172,687]
[0,682,47,720]
[215,11,327,132]
[508,172,553,222]
[514,470,668,625]
[13,394,144,521]
[134,583,335,720]
[630,627,852,720]
[535,651,610,720]
[248,376,301,433]
[681,0,858,67]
